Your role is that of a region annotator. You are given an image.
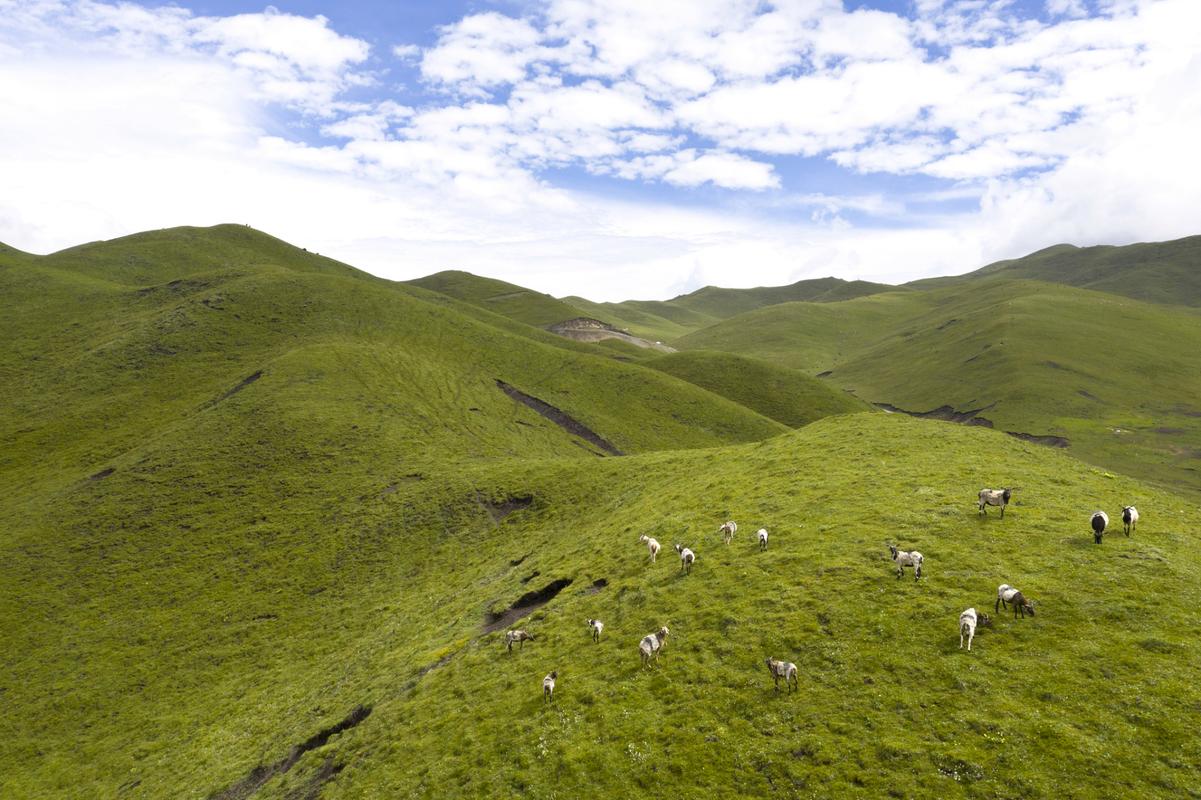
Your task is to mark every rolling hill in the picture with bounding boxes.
[4,225,1201,799]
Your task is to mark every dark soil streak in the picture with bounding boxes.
[875,402,1069,448]
[495,380,623,456]
[483,578,573,633]
[205,371,263,410]
[210,705,371,800]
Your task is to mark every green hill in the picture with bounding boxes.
[913,235,1201,307]
[676,278,1201,497]
[6,226,1201,799]
[407,270,594,329]
[646,350,872,428]
[563,277,896,341]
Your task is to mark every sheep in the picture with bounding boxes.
[765,658,798,692]
[718,520,737,545]
[757,528,769,550]
[674,544,696,574]
[638,535,661,563]
[505,629,534,652]
[978,488,1013,518]
[887,544,923,581]
[959,607,992,651]
[1122,506,1139,537]
[1091,510,1108,544]
[639,626,669,666]
[996,584,1035,618]
[586,618,604,642]
[543,670,557,703]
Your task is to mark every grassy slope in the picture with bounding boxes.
[562,277,896,342]
[676,280,1201,497]
[407,270,593,328]
[5,411,1201,798]
[913,234,1201,307]
[646,350,873,428]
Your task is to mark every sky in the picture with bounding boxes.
[1,1,1199,300]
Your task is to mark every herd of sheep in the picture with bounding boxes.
[519,490,1142,702]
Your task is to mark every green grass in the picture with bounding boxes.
[406,270,595,328]
[675,278,1201,498]
[4,226,1201,799]
[646,350,873,428]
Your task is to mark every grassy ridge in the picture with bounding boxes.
[4,411,1200,798]
[646,350,873,428]
[407,270,591,329]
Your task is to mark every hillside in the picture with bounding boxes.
[676,278,1201,497]
[912,234,1201,307]
[407,270,593,329]
[563,276,896,341]
[4,410,1200,797]
[646,350,872,428]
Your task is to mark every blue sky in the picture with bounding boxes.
[1,0,1199,299]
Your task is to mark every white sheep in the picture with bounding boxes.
[674,544,695,574]
[639,626,669,666]
[757,528,769,550]
[505,629,534,652]
[996,584,1035,618]
[978,488,1013,518]
[765,657,798,692]
[586,618,604,642]
[887,544,923,581]
[1091,510,1108,544]
[958,607,992,651]
[1122,506,1139,536]
[543,670,557,702]
[718,520,737,545]
[638,535,661,563]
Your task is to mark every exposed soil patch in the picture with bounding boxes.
[1005,431,1070,448]
[205,371,263,410]
[816,370,833,378]
[476,493,534,523]
[1153,427,1187,435]
[1078,390,1100,402]
[482,578,573,633]
[88,467,116,482]
[285,757,343,800]
[211,705,371,800]
[876,402,1069,448]
[509,553,530,567]
[936,317,960,330]
[585,578,609,594]
[495,380,623,456]
[520,570,541,584]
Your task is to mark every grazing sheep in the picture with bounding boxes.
[674,544,696,574]
[757,528,769,550]
[638,535,661,563]
[996,584,1035,618]
[719,520,737,545]
[505,629,534,652]
[959,607,992,651]
[887,544,923,581]
[978,488,1013,518]
[586,618,604,642]
[1122,506,1139,537]
[765,658,798,692]
[1091,510,1109,544]
[543,671,557,703]
[639,626,670,666]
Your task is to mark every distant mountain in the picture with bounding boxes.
[913,235,1201,306]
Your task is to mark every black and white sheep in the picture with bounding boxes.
[718,520,737,545]
[959,607,992,651]
[978,488,1013,518]
[996,584,1035,618]
[765,658,798,692]
[1122,506,1139,537]
[638,535,661,563]
[543,671,557,702]
[639,626,669,666]
[586,618,604,642]
[757,528,769,550]
[505,629,534,652]
[1091,510,1108,544]
[674,544,696,574]
[887,544,923,581]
